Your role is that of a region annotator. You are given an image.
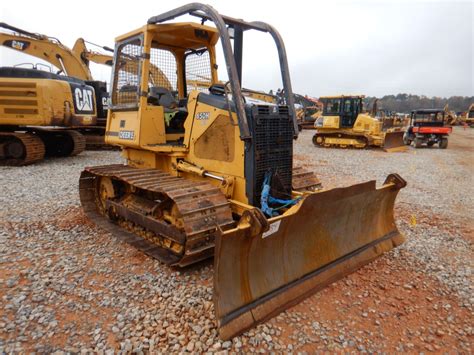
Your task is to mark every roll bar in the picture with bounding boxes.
[148,2,299,139]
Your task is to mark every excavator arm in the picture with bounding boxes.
[0,22,92,80]
[72,38,114,67]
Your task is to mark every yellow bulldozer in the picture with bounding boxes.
[313,95,406,151]
[78,3,406,339]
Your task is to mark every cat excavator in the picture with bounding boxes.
[464,103,474,127]
[0,22,110,162]
[313,95,406,151]
[78,3,406,339]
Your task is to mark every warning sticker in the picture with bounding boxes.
[262,220,281,239]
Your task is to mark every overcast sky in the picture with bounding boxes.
[1,0,472,97]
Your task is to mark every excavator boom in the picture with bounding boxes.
[0,22,92,80]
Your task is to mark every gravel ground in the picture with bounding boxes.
[0,127,472,352]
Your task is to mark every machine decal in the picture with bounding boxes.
[118,130,135,140]
[196,112,210,120]
[262,220,281,239]
[70,83,95,114]
[3,39,30,51]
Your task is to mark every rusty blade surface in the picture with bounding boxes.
[214,174,406,340]
[383,131,407,152]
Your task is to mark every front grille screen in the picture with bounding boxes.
[246,105,293,206]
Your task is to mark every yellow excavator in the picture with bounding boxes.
[294,94,322,129]
[78,3,406,339]
[0,22,111,163]
[313,95,406,151]
[443,104,458,126]
[465,103,474,127]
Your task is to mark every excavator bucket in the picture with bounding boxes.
[383,131,407,152]
[214,174,406,340]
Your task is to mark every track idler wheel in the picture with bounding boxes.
[0,132,45,166]
[312,134,324,147]
[97,177,116,213]
[5,139,25,159]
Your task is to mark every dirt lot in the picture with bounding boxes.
[0,127,472,353]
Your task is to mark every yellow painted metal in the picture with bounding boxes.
[323,136,366,148]
[322,115,340,129]
[316,95,405,150]
[85,16,407,341]
[0,77,96,126]
[0,30,92,80]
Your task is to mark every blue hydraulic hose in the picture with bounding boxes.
[260,171,301,217]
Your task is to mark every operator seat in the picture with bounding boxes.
[148,87,187,133]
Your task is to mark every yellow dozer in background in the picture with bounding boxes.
[313,95,406,151]
[78,3,406,339]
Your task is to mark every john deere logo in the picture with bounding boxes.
[74,88,94,112]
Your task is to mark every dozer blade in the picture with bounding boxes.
[383,131,407,152]
[214,174,406,340]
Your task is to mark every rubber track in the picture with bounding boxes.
[0,132,45,166]
[79,164,234,267]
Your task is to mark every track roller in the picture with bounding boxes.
[38,130,86,157]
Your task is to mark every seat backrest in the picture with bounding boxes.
[149,86,177,109]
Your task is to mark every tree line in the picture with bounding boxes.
[363,94,473,113]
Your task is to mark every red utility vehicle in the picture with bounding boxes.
[403,109,451,148]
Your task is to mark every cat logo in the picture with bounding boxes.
[4,39,30,51]
[101,96,109,109]
[12,40,26,50]
[74,88,94,112]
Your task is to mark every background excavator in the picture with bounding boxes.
[78,3,406,339]
[294,94,322,130]
[313,95,406,151]
[0,22,111,163]
[464,103,474,127]
[443,104,458,126]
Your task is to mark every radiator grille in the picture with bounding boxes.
[246,104,293,206]
[0,82,38,116]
